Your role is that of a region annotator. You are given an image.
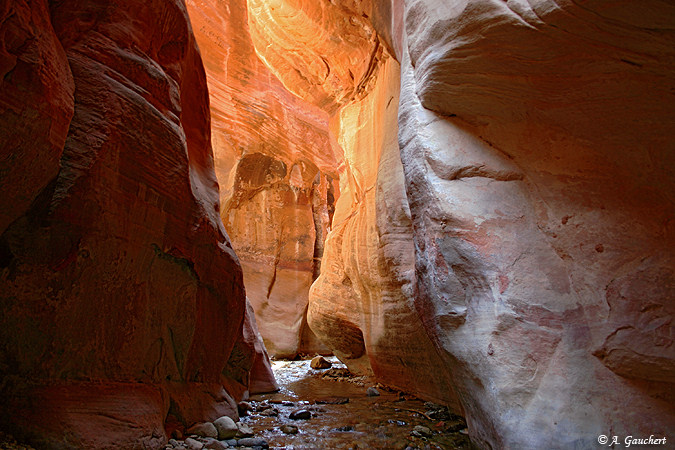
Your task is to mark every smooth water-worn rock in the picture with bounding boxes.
[187,422,218,439]
[394,0,675,448]
[202,438,229,450]
[289,409,312,420]
[236,422,254,438]
[280,424,299,435]
[213,416,237,440]
[237,437,269,449]
[310,355,332,370]
[185,0,335,359]
[0,0,274,447]
[184,438,204,450]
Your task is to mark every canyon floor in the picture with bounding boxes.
[242,357,473,449]
[159,357,474,450]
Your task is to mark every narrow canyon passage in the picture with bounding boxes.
[0,0,673,449]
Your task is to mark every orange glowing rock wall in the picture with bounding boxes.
[185,0,338,357]
[0,0,274,447]
[240,0,461,407]
[241,0,675,447]
[308,55,461,406]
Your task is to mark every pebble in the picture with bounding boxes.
[315,397,349,405]
[202,438,229,450]
[186,422,218,439]
[236,422,254,438]
[237,437,269,448]
[289,409,312,420]
[213,416,238,440]
[238,401,254,416]
[280,424,299,434]
[310,355,332,369]
[225,439,238,447]
[412,425,432,438]
[259,407,279,417]
[366,387,380,397]
[184,438,204,450]
[321,368,352,378]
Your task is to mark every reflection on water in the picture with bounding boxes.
[244,357,473,449]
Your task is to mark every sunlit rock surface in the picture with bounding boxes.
[308,55,461,407]
[245,0,675,447]
[186,0,337,357]
[0,0,273,447]
[247,0,381,114]
[396,0,675,448]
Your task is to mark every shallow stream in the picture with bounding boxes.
[243,357,473,449]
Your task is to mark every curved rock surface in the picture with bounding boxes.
[395,0,675,448]
[309,55,461,406]
[186,0,337,357]
[247,0,381,113]
[251,0,675,447]
[0,0,74,236]
[0,0,274,447]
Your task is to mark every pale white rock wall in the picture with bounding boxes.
[396,0,675,448]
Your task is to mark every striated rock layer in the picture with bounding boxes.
[0,0,275,448]
[394,0,675,448]
[247,0,675,447]
[309,54,462,406]
[186,0,338,357]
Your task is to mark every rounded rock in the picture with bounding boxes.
[289,409,311,420]
[237,437,269,448]
[310,355,332,369]
[235,422,254,438]
[186,422,218,439]
[184,438,204,450]
[366,387,380,397]
[202,438,229,450]
[412,425,432,437]
[238,401,254,416]
[213,416,238,440]
[280,424,299,435]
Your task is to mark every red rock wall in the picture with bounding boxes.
[185,0,338,358]
[236,0,675,447]
[0,0,274,447]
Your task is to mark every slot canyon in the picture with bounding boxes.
[0,0,673,448]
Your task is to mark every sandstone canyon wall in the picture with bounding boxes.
[238,0,465,407]
[243,0,675,448]
[0,1,274,448]
[185,0,341,358]
[395,0,675,448]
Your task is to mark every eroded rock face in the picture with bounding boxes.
[247,0,381,114]
[0,0,74,237]
[308,55,461,406]
[246,0,674,447]
[0,0,274,447]
[186,0,337,357]
[396,0,675,448]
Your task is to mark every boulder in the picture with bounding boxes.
[186,423,218,439]
[213,416,238,440]
[310,356,332,370]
